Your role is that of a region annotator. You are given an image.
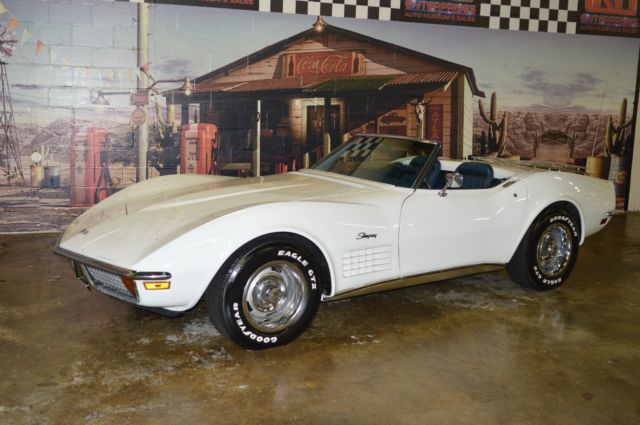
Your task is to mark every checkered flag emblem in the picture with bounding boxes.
[479,0,579,34]
[259,0,402,21]
[344,137,381,160]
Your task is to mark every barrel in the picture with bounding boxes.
[608,155,627,208]
[30,165,44,187]
[43,166,61,188]
[585,156,611,180]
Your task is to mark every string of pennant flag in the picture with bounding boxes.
[0,2,45,58]
[0,1,141,85]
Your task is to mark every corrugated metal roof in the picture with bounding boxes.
[387,71,458,86]
[188,71,459,95]
[226,76,325,93]
[190,22,484,97]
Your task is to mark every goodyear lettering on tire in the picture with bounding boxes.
[549,214,578,238]
[232,302,278,345]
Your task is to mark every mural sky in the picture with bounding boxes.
[2,0,639,123]
[147,4,640,114]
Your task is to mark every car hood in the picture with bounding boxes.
[59,171,377,267]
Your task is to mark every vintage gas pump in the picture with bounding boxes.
[70,127,113,207]
[180,123,219,174]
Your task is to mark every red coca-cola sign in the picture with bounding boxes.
[286,52,359,77]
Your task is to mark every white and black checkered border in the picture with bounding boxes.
[115,0,635,37]
[478,0,579,34]
[259,0,402,21]
[116,0,403,21]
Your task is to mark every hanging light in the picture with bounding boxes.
[313,16,327,33]
[92,91,110,105]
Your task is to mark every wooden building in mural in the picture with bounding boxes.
[169,18,484,174]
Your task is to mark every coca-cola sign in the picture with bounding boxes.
[285,51,361,77]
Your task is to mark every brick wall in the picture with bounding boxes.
[8,0,137,120]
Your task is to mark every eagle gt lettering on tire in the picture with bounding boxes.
[506,208,580,291]
[206,235,323,350]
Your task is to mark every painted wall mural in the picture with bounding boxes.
[116,0,640,37]
[0,0,637,232]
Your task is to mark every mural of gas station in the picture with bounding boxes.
[165,18,482,178]
[0,0,637,222]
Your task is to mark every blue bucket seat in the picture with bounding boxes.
[454,162,494,189]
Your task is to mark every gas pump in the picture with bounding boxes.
[180,123,219,175]
[70,127,114,207]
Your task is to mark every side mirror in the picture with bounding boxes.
[439,172,463,197]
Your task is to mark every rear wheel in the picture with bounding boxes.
[506,209,580,291]
[206,236,323,349]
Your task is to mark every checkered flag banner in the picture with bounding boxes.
[118,0,402,21]
[259,0,402,20]
[478,0,579,34]
[344,136,381,160]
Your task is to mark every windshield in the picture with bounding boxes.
[312,135,437,188]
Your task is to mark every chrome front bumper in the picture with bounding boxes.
[53,240,172,304]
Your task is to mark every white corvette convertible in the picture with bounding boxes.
[54,134,615,349]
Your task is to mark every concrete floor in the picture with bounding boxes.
[0,214,639,425]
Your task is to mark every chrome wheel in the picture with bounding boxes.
[536,223,573,278]
[242,261,309,334]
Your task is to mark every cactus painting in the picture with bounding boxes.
[478,92,508,157]
[604,98,632,157]
[604,98,633,209]
[567,132,577,158]
[532,132,541,158]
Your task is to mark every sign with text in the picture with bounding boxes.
[578,0,639,37]
[401,0,479,26]
[283,52,364,78]
[585,0,637,16]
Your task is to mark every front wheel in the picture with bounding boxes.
[506,209,580,291]
[206,237,323,349]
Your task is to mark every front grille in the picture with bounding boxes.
[84,265,137,303]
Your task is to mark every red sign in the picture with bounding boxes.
[286,52,358,77]
[585,0,637,16]
[579,0,639,36]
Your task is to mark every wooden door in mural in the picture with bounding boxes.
[306,105,341,164]
[425,104,444,142]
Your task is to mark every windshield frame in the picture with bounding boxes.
[311,134,440,189]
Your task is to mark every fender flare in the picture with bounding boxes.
[505,199,584,264]
[205,229,335,299]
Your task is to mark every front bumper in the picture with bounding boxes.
[600,210,615,226]
[53,240,181,317]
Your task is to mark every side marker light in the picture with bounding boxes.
[144,281,171,290]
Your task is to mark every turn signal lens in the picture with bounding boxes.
[121,278,139,299]
[144,281,171,290]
